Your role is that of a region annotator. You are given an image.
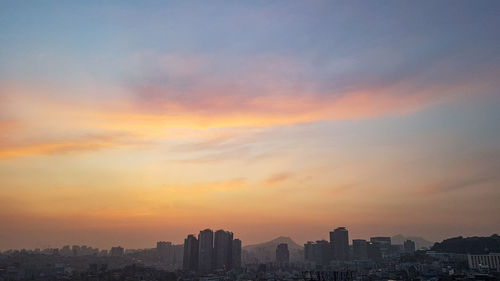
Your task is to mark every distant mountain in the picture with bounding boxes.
[431,234,500,254]
[244,236,303,251]
[392,234,434,249]
[243,236,304,263]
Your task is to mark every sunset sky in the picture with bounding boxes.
[1,1,499,250]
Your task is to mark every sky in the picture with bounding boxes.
[0,0,499,251]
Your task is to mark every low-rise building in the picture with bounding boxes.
[468,253,500,271]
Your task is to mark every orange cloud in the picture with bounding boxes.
[97,87,436,131]
[0,64,489,160]
[0,133,143,159]
[118,52,497,129]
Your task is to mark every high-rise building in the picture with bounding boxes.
[72,245,81,256]
[328,233,335,262]
[81,245,89,256]
[110,246,124,257]
[367,242,382,260]
[352,239,368,260]
[183,234,199,271]
[276,243,290,264]
[61,245,72,256]
[304,240,331,265]
[304,241,314,262]
[370,237,391,244]
[198,229,214,273]
[157,241,174,264]
[331,227,349,260]
[318,240,332,265]
[173,244,184,268]
[214,230,233,270]
[232,239,242,269]
[370,237,391,258]
[404,239,415,254]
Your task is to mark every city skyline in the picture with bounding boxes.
[0,226,427,253]
[1,232,499,280]
[0,225,486,252]
[1,1,500,251]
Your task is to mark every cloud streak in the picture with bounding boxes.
[265,172,293,185]
[116,52,499,129]
[0,132,145,159]
[2,48,498,162]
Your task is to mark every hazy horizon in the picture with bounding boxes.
[1,1,499,252]
[0,225,497,252]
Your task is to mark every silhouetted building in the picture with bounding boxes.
[81,245,90,256]
[276,243,289,264]
[214,230,233,270]
[157,241,173,264]
[61,245,72,256]
[352,239,368,260]
[367,242,382,260]
[404,239,416,254]
[82,245,98,256]
[198,229,214,273]
[183,234,199,271]
[370,237,391,258]
[328,233,334,262]
[331,227,349,260]
[173,244,184,267]
[317,240,332,265]
[390,244,403,256]
[304,240,331,265]
[72,245,81,256]
[232,238,242,269]
[305,241,314,262]
[110,246,124,257]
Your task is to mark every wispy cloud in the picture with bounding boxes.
[326,183,358,195]
[1,47,497,159]
[116,52,499,129]
[0,132,145,159]
[421,175,499,195]
[265,172,293,185]
[162,178,247,194]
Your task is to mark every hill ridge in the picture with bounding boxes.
[243,236,303,250]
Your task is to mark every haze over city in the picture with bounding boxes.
[1,0,500,253]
